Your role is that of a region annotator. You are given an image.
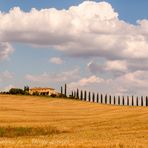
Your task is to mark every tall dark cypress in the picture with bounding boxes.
[146,96,148,106]
[84,91,87,101]
[109,95,111,104]
[80,90,83,100]
[74,91,76,98]
[127,96,129,106]
[64,84,67,97]
[71,91,74,98]
[88,92,91,102]
[101,94,103,103]
[105,94,107,104]
[77,89,79,99]
[141,96,143,106]
[61,86,63,95]
[114,96,116,105]
[118,96,120,105]
[122,96,124,106]
[136,96,139,106]
[92,93,95,102]
[132,96,134,106]
[97,93,99,103]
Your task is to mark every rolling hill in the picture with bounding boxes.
[0,95,148,147]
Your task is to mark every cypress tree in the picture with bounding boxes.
[24,86,29,93]
[77,89,79,99]
[93,93,95,102]
[141,96,143,106]
[118,96,120,105]
[61,86,63,95]
[71,91,74,98]
[88,92,90,102]
[92,93,94,102]
[136,96,139,106]
[80,90,83,100]
[74,91,77,99]
[97,93,99,103]
[105,94,107,104]
[109,95,111,104]
[122,96,125,106]
[84,91,87,101]
[64,84,67,97]
[101,94,103,103]
[146,96,148,106]
[127,96,129,106]
[132,96,134,106]
[114,96,116,105]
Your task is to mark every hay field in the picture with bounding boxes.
[0,95,148,147]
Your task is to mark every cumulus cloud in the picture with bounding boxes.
[1,1,148,95]
[0,42,14,60]
[109,70,148,95]
[0,71,13,82]
[87,60,103,74]
[0,1,148,60]
[69,75,104,88]
[105,60,127,72]
[87,60,128,77]
[25,68,80,84]
[49,57,63,64]
[68,70,148,96]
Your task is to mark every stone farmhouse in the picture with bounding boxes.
[29,87,59,96]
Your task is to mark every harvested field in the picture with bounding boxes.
[0,95,148,147]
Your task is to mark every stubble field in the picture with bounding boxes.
[0,95,148,147]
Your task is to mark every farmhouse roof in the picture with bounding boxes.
[29,87,55,90]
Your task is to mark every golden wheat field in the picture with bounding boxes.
[0,95,148,148]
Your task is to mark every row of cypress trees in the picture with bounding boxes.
[60,85,148,106]
[70,89,148,106]
[60,84,67,97]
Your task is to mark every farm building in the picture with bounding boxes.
[29,87,59,96]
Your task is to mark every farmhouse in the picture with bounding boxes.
[29,87,59,96]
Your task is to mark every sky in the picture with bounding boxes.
[0,0,148,96]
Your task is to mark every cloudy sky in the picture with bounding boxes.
[0,0,148,96]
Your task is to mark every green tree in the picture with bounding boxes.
[64,84,67,97]
[9,88,24,95]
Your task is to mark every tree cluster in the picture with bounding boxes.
[8,86,29,95]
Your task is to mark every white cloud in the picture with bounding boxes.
[0,42,14,60]
[0,1,148,95]
[0,71,13,82]
[1,84,15,92]
[87,60,102,74]
[49,57,63,64]
[69,75,104,88]
[87,60,128,76]
[68,70,148,96]
[110,70,148,95]
[0,1,148,61]
[105,60,127,72]
[25,73,48,83]
[25,68,80,84]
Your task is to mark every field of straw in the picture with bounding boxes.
[0,95,148,147]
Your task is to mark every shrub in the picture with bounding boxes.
[9,88,24,95]
[32,91,39,96]
[50,94,57,98]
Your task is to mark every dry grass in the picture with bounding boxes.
[0,126,66,138]
[0,95,148,147]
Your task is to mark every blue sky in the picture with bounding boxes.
[1,0,148,23]
[0,0,148,95]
